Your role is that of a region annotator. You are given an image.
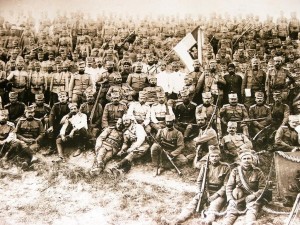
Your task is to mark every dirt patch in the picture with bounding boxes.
[0,149,294,225]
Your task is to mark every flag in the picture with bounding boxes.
[173,26,203,72]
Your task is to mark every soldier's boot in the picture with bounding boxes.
[56,141,65,162]
[90,161,105,176]
[283,196,295,207]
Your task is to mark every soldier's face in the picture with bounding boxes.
[227,125,237,134]
[197,117,207,127]
[166,120,174,128]
[26,111,35,119]
[9,97,17,103]
[274,60,281,69]
[59,95,68,103]
[203,97,211,105]
[123,118,131,127]
[36,99,44,106]
[229,97,238,105]
[255,97,264,105]
[252,61,259,70]
[87,95,94,103]
[0,114,7,123]
[241,155,253,168]
[149,79,157,85]
[273,95,282,103]
[288,119,298,128]
[111,96,120,104]
[136,65,142,73]
[123,65,130,72]
[209,153,221,164]
[139,96,146,104]
[116,119,123,130]
[158,96,165,104]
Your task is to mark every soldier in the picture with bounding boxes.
[223,63,243,104]
[4,91,25,124]
[28,61,46,104]
[186,59,202,87]
[126,62,148,100]
[150,115,187,175]
[248,92,272,137]
[220,93,250,137]
[269,90,290,129]
[0,109,29,168]
[15,105,45,153]
[274,115,300,152]
[90,118,124,175]
[69,61,93,105]
[150,92,175,132]
[127,91,151,134]
[49,63,69,106]
[108,114,150,176]
[6,60,28,103]
[106,73,134,105]
[174,89,197,140]
[32,93,51,128]
[222,150,266,225]
[80,90,103,142]
[102,92,127,129]
[266,56,294,103]
[56,103,88,161]
[162,146,230,225]
[142,74,164,106]
[168,61,186,99]
[242,58,267,108]
[221,121,253,164]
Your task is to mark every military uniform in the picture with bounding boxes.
[106,83,135,105]
[223,163,266,225]
[33,94,51,129]
[143,85,164,106]
[150,103,175,132]
[49,68,69,105]
[249,103,272,135]
[223,64,243,104]
[269,102,290,128]
[102,95,127,129]
[274,124,299,151]
[126,72,148,97]
[6,67,28,102]
[151,117,187,170]
[4,92,26,124]
[49,99,70,137]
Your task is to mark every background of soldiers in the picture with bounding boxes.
[0,9,300,224]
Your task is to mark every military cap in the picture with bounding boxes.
[228,93,238,99]
[238,148,254,159]
[227,63,236,69]
[58,91,68,97]
[9,92,18,98]
[209,59,217,64]
[203,65,210,71]
[208,145,221,155]
[122,113,134,121]
[274,56,282,61]
[157,92,165,98]
[254,91,264,98]
[0,109,9,116]
[78,60,86,66]
[165,114,175,122]
[179,89,189,97]
[227,121,238,127]
[123,61,132,66]
[147,74,157,81]
[111,92,120,98]
[139,91,147,98]
[68,103,77,109]
[202,92,212,98]
[25,105,35,112]
[272,90,282,97]
[34,61,41,67]
[35,93,44,100]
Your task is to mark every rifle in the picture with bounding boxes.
[89,83,103,126]
[236,117,268,123]
[150,133,182,176]
[196,155,209,213]
[286,193,300,225]
[194,95,219,167]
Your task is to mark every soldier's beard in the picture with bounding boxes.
[79,70,84,74]
[107,68,113,73]
[210,68,216,73]
[194,67,200,72]
[0,120,6,124]
[253,66,258,71]
[27,117,34,121]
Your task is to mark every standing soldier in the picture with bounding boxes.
[102,92,127,129]
[150,115,187,175]
[126,62,148,100]
[150,92,175,132]
[6,60,28,103]
[222,150,266,225]
[223,63,243,104]
[109,114,150,176]
[49,64,69,106]
[69,61,93,105]
[269,90,290,129]
[242,58,267,108]
[28,61,46,104]
[220,93,250,137]
[162,146,230,225]
[4,92,25,124]
[142,74,164,106]
[90,118,124,175]
[80,90,103,142]
[187,59,202,87]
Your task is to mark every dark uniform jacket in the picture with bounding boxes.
[275,125,299,151]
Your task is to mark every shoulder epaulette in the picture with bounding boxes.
[34,117,42,121]
[19,117,26,121]
[4,103,11,108]
[190,102,197,106]
[223,104,230,107]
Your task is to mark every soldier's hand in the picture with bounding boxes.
[117,150,125,157]
[245,194,256,203]
[61,135,66,142]
[208,193,219,202]
[292,147,299,152]
[47,126,54,133]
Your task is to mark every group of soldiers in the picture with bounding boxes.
[0,10,300,225]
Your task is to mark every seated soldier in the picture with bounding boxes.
[90,118,124,175]
[222,150,266,225]
[274,115,300,152]
[162,146,230,225]
[221,121,253,164]
[56,103,88,162]
[142,74,164,106]
[108,114,150,176]
[150,115,187,175]
[127,91,151,134]
[15,105,45,154]
[0,109,34,169]
[32,93,51,129]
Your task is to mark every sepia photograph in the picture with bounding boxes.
[0,0,300,224]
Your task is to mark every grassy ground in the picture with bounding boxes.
[0,147,297,225]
